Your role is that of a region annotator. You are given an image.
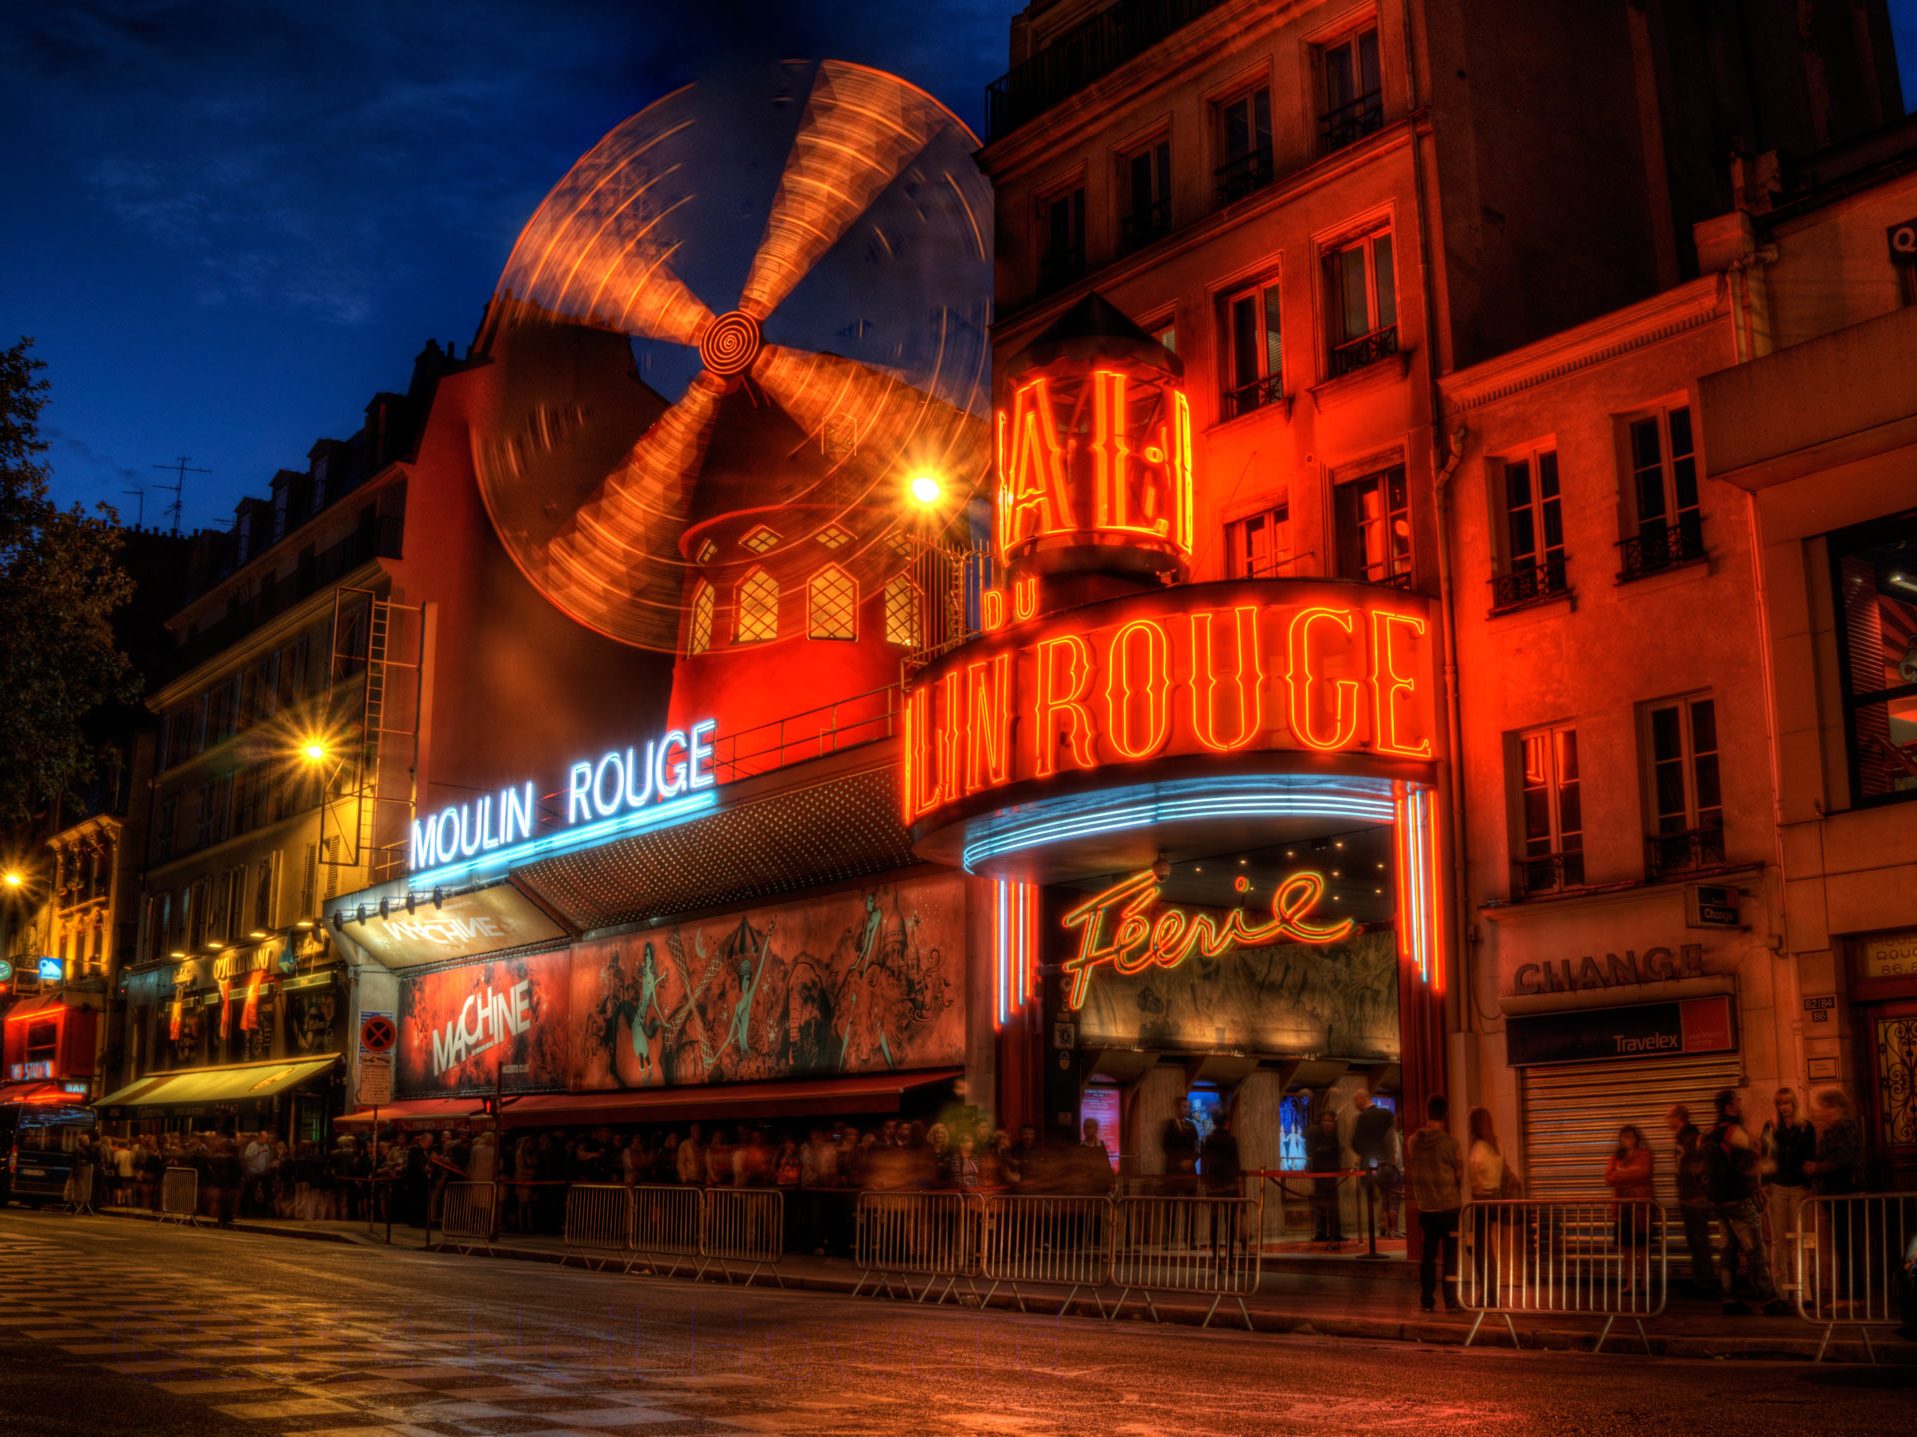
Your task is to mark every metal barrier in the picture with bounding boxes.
[159,1166,199,1226]
[980,1195,1113,1316]
[853,1190,984,1304]
[1109,1195,1260,1330]
[564,1184,636,1272]
[62,1162,97,1216]
[439,1181,498,1256]
[1457,1199,1667,1353]
[702,1188,786,1288]
[1796,1192,1917,1363]
[630,1183,705,1279]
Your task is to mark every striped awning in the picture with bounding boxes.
[96,1055,339,1116]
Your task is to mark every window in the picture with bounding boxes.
[1832,515,1917,803]
[1642,694,1724,877]
[1620,405,1703,577]
[688,581,715,655]
[1221,279,1284,420]
[24,1020,57,1067]
[1319,25,1383,154]
[741,525,780,555]
[735,567,779,643]
[1037,185,1085,292]
[1324,229,1397,376]
[253,856,277,930]
[1335,465,1411,585]
[1216,87,1273,204]
[807,564,857,640]
[884,574,922,648]
[1493,448,1567,608]
[1119,137,1171,252]
[1154,322,1177,355]
[1513,726,1583,895]
[1225,500,1296,579]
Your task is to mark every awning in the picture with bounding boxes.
[336,1098,490,1130]
[494,1069,964,1128]
[96,1055,339,1116]
[0,1080,83,1106]
[4,995,66,1024]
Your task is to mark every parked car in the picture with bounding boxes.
[1,1103,96,1207]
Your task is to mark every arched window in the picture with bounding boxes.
[884,573,922,647]
[688,581,715,654]
[807,564,857,640]
[735,567,779,643]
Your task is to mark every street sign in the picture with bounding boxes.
[1802,994,1836,1024]
[36,956,63,983]
[360,1014,397,1053]
[1686,883,1741,928]
[0,959,13,983]
[357,1009,396,1106]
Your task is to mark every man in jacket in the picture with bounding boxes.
[1707,1089,1791,1315]
[1405,1094,1464,1313]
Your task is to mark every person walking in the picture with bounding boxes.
[1200,1108,1245,1268]
[1704,1089,1791,1316]
[1350,1089,1399,1239]
[1671,1117,1718,1295]
[1804,1087,1863,1303]
[1406,1095,1464,1314]
[1760,1087,1815,1297]
[1306,1107,1345,1244]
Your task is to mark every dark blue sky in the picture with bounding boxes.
[0,1,1011,533]
[5,2,1915,533]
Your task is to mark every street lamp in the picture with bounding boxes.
[2,870,22,889]
[906,471,944,508]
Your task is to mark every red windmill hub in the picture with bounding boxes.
[697,310,762,382]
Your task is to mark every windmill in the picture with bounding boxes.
[474,59,993,692]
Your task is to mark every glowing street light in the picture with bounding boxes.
[907,472,943,508]
[2,870,23,889]
[299,737,331,765]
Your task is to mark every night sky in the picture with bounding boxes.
[4,2,1915,534]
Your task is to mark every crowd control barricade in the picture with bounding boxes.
[564,1184,636,1272]
[629,1183,705,1279]
[853,1190,984,1305]
[1457,1199,1666,1353]
[439,1181,498,1256]
[1109,1195,1260,1330]
[1796,1192,1917,1363]
[980,1195,1114,1316]
[702,1188,786,1288]
[159,1166,199,1227]
[62,1162,97,1216]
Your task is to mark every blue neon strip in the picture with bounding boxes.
[407,789,719,890]
[960,774,1397,872]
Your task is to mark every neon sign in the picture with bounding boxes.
[1059,868,1355,1010]
[903,583,1435,827]
[409,719,719,876]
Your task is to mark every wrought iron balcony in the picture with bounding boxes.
[1222,372,1285,422]
[1617,514,1705,580]
[1514,850,1585,898]
[1318,92,1385,155]
[1645,824,1726,880]
[1491,554,1569,611]
[1328,324,1398,378]
[1119,198,1172,253]
[1215,146,1275,206]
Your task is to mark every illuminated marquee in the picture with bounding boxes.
[1059,867,1355,1010]
[410,719,719,874]
[903,583,1435,826]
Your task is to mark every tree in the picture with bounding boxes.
[0,337,137,826]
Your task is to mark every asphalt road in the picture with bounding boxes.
[1,1208,1910,1436]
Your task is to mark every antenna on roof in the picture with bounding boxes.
[122,487,145,528]
[151,456,211,534]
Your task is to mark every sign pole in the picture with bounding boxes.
[369,1106,379,1238]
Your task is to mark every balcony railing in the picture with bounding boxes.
[1617,514,1705,581]
[1119,198,1172,253]
[1491,554,1569,611]
[1645,824,1726,881]
[985,0,1233,141]
[1222,372,1285,421]
[1037,244,1086,295]
[1215,146,1274,206]
[1318,92,1385,155]
[1329,325,1399,379]
[1514,850,1585,898]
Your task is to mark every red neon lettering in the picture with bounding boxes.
[1188,606,1265,752]
[902,684,941,822]
[1104,618,1171,760]
[1172,390,1194,553]
[1091,369,1169,540]
[1059,868,1353,1010]
[964,653,1013,793]
[1285,606,1361,751]
[981,586,1006,632]
[1369,609,1431,758]
[997,376,1075,557]
[935,669,965,807]
[1033,633,1097,778]
[1011,573,1039,623]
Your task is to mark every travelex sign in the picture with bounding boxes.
[408,719,719,880]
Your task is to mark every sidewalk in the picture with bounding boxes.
[92,1204,1913,1363]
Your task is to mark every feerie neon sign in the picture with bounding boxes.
[1059,868,1355,1010]
[903,584,1435,826]
[410,719,718,873]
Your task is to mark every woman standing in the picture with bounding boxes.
[1465,1107,1506,1302]
[1604,1125,1656,1292]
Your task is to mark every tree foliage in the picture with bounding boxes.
[0,337,137,826]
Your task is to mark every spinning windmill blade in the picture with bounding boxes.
[479,60,993,653]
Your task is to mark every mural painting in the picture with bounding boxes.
[573,873,967,1089]
[397,947,571,1096]
[1072,923,1400,1060]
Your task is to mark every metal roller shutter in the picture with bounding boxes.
[1519,1052,1743,1204]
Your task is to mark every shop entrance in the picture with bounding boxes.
[1860,999,1916,1188]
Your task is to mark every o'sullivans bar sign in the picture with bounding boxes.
[903,581,1437,827]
